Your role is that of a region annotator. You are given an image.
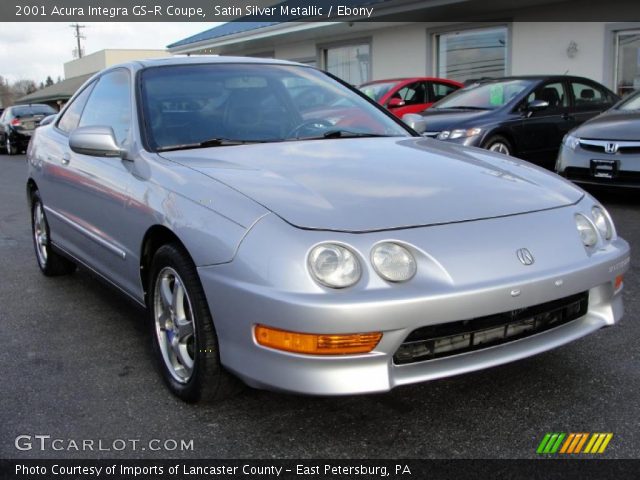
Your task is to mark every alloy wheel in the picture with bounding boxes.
[153,267,196,384]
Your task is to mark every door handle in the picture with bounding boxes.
[561,113,573,121]
[61,153,70,165]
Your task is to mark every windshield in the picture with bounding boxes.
[139,64,410,150]
[432,79,533,110]
[359,81,398,102]
[617,90,640,111]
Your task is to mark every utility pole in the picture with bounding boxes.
[70,23,86,58]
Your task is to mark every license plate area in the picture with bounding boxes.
[590,159,618,179]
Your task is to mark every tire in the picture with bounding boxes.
[6,137,18,155]
[148,243,240,403]
[30,191,76,276]
[484,135,513,156]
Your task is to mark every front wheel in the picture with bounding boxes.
[148,243,239,402]
[484,135,513,156]
[31,191,76,276]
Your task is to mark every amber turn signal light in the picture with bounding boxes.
[254,325,382,355]
[615,274,624,292]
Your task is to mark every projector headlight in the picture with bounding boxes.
[575,214,598,248]
[438,128,482,140]
[371,242,417,282]
[563,133,580,150]
[308,243,361,288]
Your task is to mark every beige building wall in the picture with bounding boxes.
[64,49,170,78]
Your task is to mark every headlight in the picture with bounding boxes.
[371,242,417,282]
[308,243,361,288]
[563,133,580,150]
[438,128,482,140]
[575,214,598,247]
[592,206,614,241]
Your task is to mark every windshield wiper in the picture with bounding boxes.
[301,130,396,140]
[156,137,261,152]
[439,106,491,111]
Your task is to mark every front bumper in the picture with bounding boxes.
[557,143,640,188]
[198,208,630,396]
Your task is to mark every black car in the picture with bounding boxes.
[408,76,619,169]
[0,104,57,155]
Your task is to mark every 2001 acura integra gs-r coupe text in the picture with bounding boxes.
[27,57,630,402]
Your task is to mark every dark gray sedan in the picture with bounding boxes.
[556,89,640,187]
[26,57,629,403]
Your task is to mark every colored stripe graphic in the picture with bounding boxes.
[537,433,613,454]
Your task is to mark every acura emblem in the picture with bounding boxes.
[604,142,619,154]
[516,248,535,266]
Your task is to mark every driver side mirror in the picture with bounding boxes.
[69,126,124,158]
[402,113,427,134]
[388,97,406,109]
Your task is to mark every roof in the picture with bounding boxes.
[16,73,94,104]
[167,0,390,49]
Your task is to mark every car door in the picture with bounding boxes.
[568,79,617,129]
[515,80,571,168]
[387,81,429,117]
[44,69,134,291]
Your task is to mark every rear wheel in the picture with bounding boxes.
[148,243,239,402]
[484,135,513,156]
[6,137,18,155]
[31,191,76,276]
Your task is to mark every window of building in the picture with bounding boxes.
[322,42,370,85]
[435,27,508,83]
[614,30,640,96]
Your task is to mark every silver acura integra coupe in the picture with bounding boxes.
[27,57,629,402]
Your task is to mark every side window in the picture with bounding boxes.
[57,82,95,134]
[526,82,568,109]
[78,69,131,145]
[394,82,426,105]
[431,82,458,102]
[571,81,606,106]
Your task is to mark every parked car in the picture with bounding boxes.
[556,89,640,187]
[0,104,57,155]
[359,77,462,118]
[404,76,619,169]
[27,57,629,402]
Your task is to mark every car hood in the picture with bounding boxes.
[575,110,640,140]
[159,137,582,232]
[418,109,495,132]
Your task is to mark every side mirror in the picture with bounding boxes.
[402,113,427,134]
[388,97,406,108]
[527,99,550,112]
[69,126,123,158]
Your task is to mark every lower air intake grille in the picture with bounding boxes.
[394,292,588,365]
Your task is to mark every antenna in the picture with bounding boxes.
[70,23,86,58]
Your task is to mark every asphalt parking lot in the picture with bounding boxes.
[1,154,638,459]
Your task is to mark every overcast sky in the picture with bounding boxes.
[0,22,217,84]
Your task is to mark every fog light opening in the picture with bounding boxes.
[254,325,382,355]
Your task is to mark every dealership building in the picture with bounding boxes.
[168,0,640,96]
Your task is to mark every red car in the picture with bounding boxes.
[359,77,463,117]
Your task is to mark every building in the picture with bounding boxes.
[167,0,640,96]
[17,49,170,109]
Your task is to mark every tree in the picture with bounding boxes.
[45,76,54,87]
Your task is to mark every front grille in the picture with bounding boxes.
[394,292,588,365]
[579,139,640,155]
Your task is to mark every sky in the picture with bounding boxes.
[0,22,217,84]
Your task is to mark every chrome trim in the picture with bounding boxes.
[579,138,640,149]
[44,205,126,260]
